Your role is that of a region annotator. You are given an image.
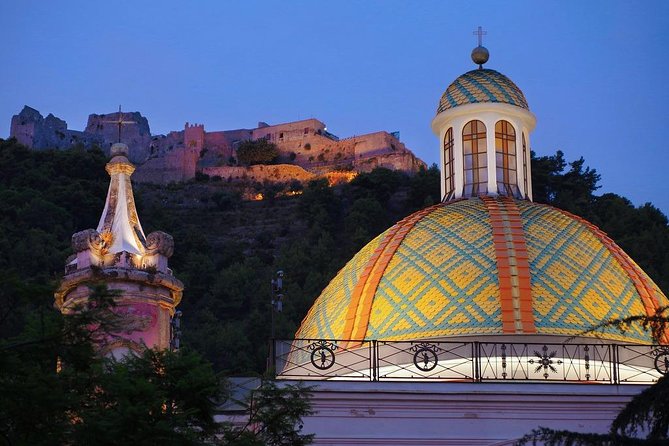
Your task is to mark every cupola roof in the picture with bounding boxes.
[436,68,529,114]
[296,197,668,345]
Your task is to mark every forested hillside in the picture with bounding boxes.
[1,138,668,374]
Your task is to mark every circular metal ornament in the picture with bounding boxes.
[413,347,438,372]
[654,350,669,376]
[471,45,489,66]
[311,346,335,370]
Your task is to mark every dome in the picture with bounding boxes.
[296,197,668,345]
[437,69,529,114]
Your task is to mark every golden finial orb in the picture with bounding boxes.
[471,46,489,68]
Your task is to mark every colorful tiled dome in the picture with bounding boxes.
[437,69,529,114]
[296,197,668,344]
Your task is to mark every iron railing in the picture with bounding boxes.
[273,338,669,384]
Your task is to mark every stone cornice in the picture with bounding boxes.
[55,266,183,309]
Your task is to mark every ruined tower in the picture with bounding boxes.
[55,142,184,356]
[184,122,205,152]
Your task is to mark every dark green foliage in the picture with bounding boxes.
[350,167,404,205]
[212,189,242,211]
[196,171,211,182]
[73,348,223,446]
[408,164,441,210]
[531,150,601,213]
[236,139,279,165]
[0,139,108,339]
[0,286,222,445]
[0,285,313,446]
[517,427,659,446]
[611,375,669,442]
[235,380,314,446]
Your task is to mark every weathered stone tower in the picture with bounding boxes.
[55,142,183,356]
[184,122,205,152]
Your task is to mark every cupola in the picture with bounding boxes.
[431,30,536,201]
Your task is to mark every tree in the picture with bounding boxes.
[0,285,313,446]
[222,380,314,446]
[531,150,600,216]
[236,140,279,166]
[408,163,441,210]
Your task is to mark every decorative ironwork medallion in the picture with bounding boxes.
[309,340,337,370]
[653,347,669,376]
[411,342,440,372]
[528,345,562,379]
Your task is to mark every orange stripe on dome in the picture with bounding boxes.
[340,234,392,342]
[482,196,535,334]
[342,203,446,348]
[553,208,668,345]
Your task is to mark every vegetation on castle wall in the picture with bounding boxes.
[236,139,279,166]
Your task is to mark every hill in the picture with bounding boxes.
[0,138,667,373]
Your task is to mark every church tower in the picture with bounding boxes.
[55,142,184,356]
[431,29,536,201]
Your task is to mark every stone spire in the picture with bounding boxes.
[55,143,184,355]
[96,143,147,256]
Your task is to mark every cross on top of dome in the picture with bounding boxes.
[473,26,486,46]
[471,26,490,69]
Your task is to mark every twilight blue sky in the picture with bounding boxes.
[1,1,667,214]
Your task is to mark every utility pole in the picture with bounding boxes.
[269,270,284,374]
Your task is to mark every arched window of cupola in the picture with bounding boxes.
[495,120,518,197]
[522,132,528,198]
[462,120,488,196]
[443,127,454,200]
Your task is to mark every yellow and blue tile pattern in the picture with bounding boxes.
[366,200,501,339]
[296,198,669,345]
[437,69,530,114]
[295,233,384,340]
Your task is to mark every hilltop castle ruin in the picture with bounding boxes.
[10,106,426,184]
